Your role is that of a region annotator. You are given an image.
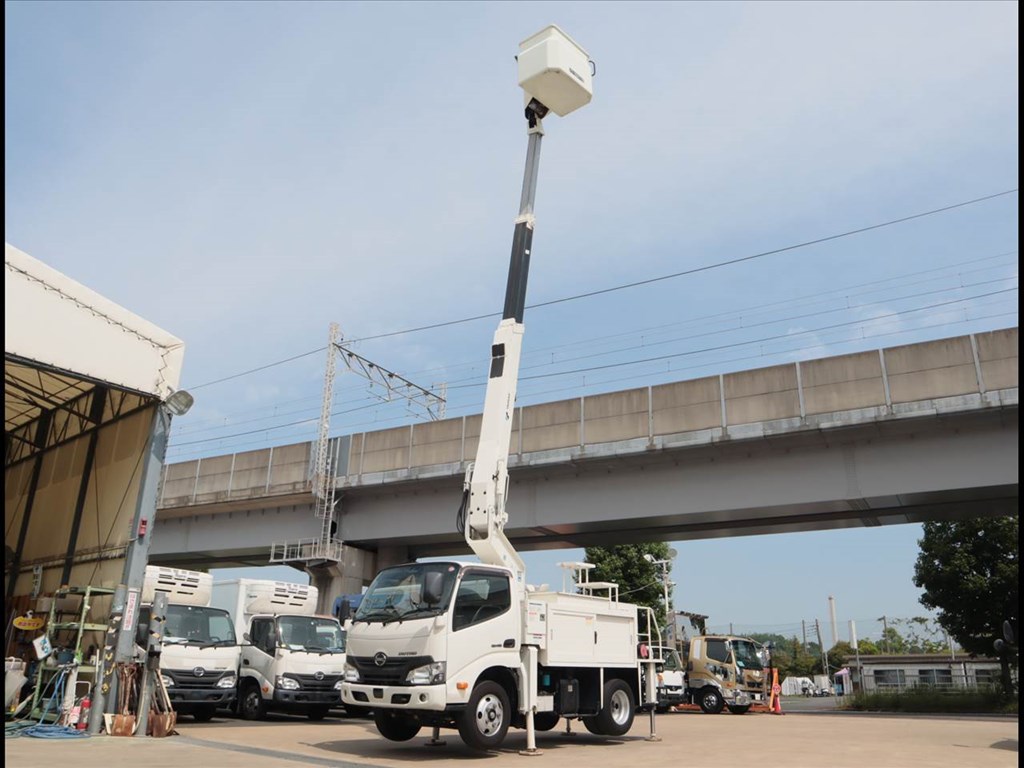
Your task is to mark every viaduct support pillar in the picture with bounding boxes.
[305,544,376,615]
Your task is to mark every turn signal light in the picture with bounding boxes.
[456,682,469,690]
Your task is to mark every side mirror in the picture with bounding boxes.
[423,572,444,605]
[243,632,250,643]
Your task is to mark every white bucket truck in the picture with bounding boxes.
[211,579,347,720]
[341,26,661,752]
[139,566,239,721]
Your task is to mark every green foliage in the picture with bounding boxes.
[843,687,1017,714]
[585,543,672,626]
[913,517,1018,692]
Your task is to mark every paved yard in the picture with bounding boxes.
[5,709,1018,768]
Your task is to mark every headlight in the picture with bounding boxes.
[161,675,174,687]
[343,663,360,683]
[334,679,344,691]
[276,675,300,690]
[406,661,446,685]
[216,675,237,689]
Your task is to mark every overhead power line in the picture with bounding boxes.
[183,188,1018,390]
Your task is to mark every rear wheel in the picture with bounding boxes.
[458,681,511,751]
[698,687,724,715]
[240,681,267,721]
[587,679,635,737]
[374,710,421,741]
[727,704,751,715]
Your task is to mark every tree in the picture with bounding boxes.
[585,543,673,627]
[913,517,1019,694]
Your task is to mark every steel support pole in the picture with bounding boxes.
[115,405,172,662]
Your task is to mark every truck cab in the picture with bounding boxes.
[139,566,239,722]
[684,635,766,714]
[212,579,347,721]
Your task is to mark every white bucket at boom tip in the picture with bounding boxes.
[517,25,594,118]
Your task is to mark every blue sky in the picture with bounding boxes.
[6,2,1018,640]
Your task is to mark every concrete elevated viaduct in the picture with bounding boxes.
[152,329,1018,605]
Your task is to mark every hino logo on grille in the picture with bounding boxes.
[314,671,325,681]
[193,667,206,677]
[374,652,388,667]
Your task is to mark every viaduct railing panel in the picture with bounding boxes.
[267,443,311,495]
[584,387,648,444]
[976,327,1018,390]
[193,454,234,505]
[723,363,801,426]
[885,336,980,404]
[651,375,722,435]
[800,350,886,416]
[411,418,463,468]
[521,397,581,453]
[228,448,274,501]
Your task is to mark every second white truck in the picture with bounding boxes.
[211,578,347,720]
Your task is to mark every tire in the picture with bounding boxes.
[307,706,331,721]
[240,681,268,721]
[458,681,511,752]
[533,712,560,731]
[727,704,751,715]
[590,679,635,737]
[698,687,725,714]
[192,705,217,722]
[374,710,421,742]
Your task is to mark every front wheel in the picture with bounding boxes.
[374,710,421,742]
[458,681,511,751]
[240,682,267,721]
[698,687,725,715]
[727,704,751,715]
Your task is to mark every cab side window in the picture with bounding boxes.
[706,639,731,663]
[452,573,511,631]
[250,618,275,655]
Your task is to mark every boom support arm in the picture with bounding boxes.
[464,117,545,585]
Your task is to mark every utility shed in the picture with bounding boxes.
[4,242,186,660]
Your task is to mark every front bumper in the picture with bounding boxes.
[342,682,448,712]
[167,689,235,706]
[274,689,341,706]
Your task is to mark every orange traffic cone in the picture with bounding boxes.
[768,669,784,715]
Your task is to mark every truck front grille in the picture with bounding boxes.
[349,655,433,686]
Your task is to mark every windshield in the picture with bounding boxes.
[354,562,460,623]
[732,639,764,670]
[277,616,346,652]
[165,605,236,646]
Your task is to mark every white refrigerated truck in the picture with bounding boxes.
[341,26,662,752]
[139,566,239,721]
[211,579,347,720]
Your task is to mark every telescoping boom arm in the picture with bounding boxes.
[460,111,545,586]
[459,25,594,587]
